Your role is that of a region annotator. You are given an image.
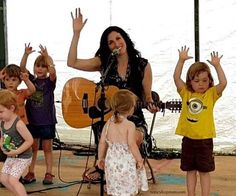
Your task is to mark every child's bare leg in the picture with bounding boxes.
[186,170,197,196]
[0,173,15,192]
[42,139,53,174]
[199,171,211,196]
[28,138,40,173]
[9,175,27,196]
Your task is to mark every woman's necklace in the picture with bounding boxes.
[120,74,126,81]
[118,63,130,81]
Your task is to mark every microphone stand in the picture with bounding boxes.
[96,55,116,196]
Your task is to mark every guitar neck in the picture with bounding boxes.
[136,100,182,112]
[136,101,159,108]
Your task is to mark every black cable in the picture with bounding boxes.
[75,126,94,196]
[56,131,84,184]
[27,127,95,195]
[27,181,80,194]
[54,128,95,195]
[75,86,100,196]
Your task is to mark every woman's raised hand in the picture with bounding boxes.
[71,8,88,34]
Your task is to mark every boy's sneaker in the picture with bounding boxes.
[43,173,55,185]
[23,172,36,184]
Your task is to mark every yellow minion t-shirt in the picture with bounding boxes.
[175,86,221,139]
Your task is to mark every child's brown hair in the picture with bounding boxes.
[110,89,137,123]
[3,64,21,82]
[0,89,18,112]
[186,62,214,92]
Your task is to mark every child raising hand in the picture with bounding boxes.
[173,46,227,196]
[20,43,57,185]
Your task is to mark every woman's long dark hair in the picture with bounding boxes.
[95,26,141,69]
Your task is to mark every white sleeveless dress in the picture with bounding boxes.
[104,121,148,196]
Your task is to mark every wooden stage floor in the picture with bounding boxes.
[0,150,236,196]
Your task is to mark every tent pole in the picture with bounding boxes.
[0,0,8,69]
[194,0,200,62]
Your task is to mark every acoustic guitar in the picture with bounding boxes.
[62,77,182,128]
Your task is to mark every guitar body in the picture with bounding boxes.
[62,77,119,128]
[62,77,182,129]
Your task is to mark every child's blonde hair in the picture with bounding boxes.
[0,89,18,112]
[3,64,22,82]
[34,55,48,67]
[33,55,53,77]
[110,89,137,123]
[186,62,214,92]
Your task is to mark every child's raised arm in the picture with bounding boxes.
[207,51,227,95]
[0,67,6,81]
[47,56,56,82]
[39,45,57,81]
[173,46,193,92]
[20,72,36,96]
[20,43,35,73]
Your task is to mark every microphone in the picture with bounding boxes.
[111,47,121,56]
